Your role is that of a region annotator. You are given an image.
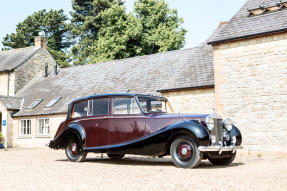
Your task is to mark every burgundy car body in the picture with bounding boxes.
[49,93,242,164]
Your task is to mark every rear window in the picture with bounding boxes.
[73,101,88,117]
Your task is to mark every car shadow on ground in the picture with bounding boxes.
[56,156,244,168]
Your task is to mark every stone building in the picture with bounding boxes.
[0,0,286,154]
[0,36,56,148]
[0,35,214,148]
[207,0,287,152]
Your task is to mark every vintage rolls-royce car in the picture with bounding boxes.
[49,93,242,168]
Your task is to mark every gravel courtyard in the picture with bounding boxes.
[0,148,286,191]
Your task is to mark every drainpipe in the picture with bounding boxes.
[4,111,7,151]
[7,71,10,96]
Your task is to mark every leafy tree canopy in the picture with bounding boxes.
[71,0,186,65]
[2,9,71,67]
[70,0,124,65]
[2,0,187,67]
[134,0,187,54]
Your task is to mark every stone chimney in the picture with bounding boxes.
[218,21,228,29]
[34,32,47,49]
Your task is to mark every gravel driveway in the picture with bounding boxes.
[0,148,286,191]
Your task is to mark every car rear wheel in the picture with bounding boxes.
[65,138,87,162]
[208,152,236,166]
[170,136,202,168]
[107,153,125,159]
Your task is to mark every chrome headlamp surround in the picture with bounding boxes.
[205,115,214,131]
[223,118,233,131]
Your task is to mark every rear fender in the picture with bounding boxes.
[49,123,86,149]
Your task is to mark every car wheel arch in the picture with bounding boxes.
[53,123,86,149]
[166,121,210,153]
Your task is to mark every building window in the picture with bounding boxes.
[27,99,43,109]
[45,97,61,108]
[37,118,50,135]
[20,119,31,136]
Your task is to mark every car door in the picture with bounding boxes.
[75,98,110,148]
[108,97,147,145]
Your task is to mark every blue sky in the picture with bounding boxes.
[0,0,245,49]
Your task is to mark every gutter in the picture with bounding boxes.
[7,71,10,96]
[157,84,214,93]
[207,27,287,45]
[12,111,67,118]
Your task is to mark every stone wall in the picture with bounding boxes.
[11,114,66,148]
[213,33,287,152]
[0,72,8,96]
[161,88,215,114]
[14,48,56,94]
[0,71,16,96]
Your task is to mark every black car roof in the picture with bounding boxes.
[71,93,166,104]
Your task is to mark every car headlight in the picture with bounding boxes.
[223,118,233,131]
[205,115,214,131]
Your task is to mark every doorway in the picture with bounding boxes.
[0,112,2,133]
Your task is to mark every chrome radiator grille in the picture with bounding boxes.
[210,118,223,145]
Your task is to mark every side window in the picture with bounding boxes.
[73,101,88,117]
[89,98,109,115]
[113,98,141,114]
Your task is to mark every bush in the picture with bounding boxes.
[0,132,3,143]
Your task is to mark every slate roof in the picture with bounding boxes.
[14,45,214,117]
[0,46,40,71]
[208,0,287,44]
[0,96,23,110]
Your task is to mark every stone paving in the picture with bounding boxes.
[0,148,286,191]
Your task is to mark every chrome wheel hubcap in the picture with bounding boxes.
[71,145,77,152]
[181,148,188,155]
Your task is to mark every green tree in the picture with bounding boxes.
[71,0,186,64]
[70,0,123,65]
[89,4,142,63]
[2,9,71,67]
[134,0,187,54]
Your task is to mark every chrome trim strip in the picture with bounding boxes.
[198,145,243,152]
[74,115,146,122]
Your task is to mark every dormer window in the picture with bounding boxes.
[27,99,42,109]
[45,97,61,108]
[248,1,287,16]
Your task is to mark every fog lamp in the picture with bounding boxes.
[231,136,237,145]
[210,135,216,144]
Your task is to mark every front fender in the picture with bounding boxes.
[165,120,210,146]
[229,125,242,146]
[48,123,86,149]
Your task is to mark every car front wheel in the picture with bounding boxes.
[65,139,87,162]
[170,136,202,168]
[208,152,236,166]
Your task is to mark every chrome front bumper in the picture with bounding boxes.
[198,145,243,154]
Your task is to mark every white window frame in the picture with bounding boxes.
[19,119,32,136]
[37,118,50,136]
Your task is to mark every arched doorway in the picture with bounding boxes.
[0,111,2,134]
